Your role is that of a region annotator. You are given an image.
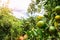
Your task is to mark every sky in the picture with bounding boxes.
[8,0,31,11]
[9,0,31,18]
[0,0,31,18]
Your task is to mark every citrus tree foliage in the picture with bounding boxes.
[43,0,60,39]
[0,0,60,40]
[27,0,44,13]
[20,16,47,40]
[23,0,60,40]
[0,7,23,40]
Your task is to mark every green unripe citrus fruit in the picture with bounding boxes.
[49,26,55,31]
[55,6,60,13]
[36,21,44,27]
